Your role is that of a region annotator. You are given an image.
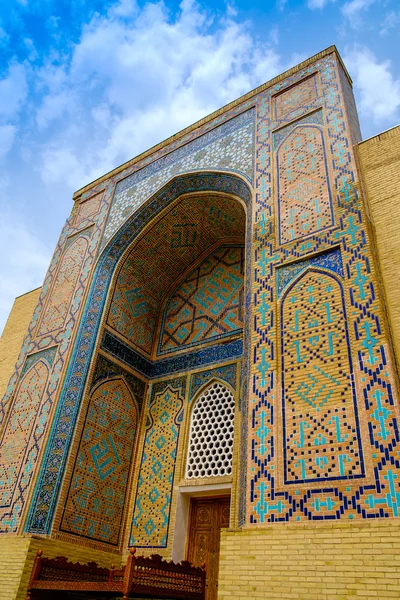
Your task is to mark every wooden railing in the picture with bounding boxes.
[26,548,206,599]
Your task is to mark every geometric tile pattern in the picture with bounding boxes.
[1,67,252,536]
[26,172,251,536]
[276,123,333,244]
[281,269,363,483]
[101,330,243,380]
[74,191,103,227]
[101,110,254,248]
[272,109,324,151]
[273,74,318,120]
[18,49,400,544]
[37,233,90,336]
[189,363,238,400]
[91,354,147,403]
[21,346,58,378]
[130,378,185,548]
[60,377,139,546]
[107,196,245,356]
[0,205,101,535]
[0,355,53,532]
[248,54,400,525]
[276,248,343,298]
[338,66,362,148]
[159,247,244,354]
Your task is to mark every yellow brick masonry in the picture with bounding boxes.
[0,288,41,400]
[218,520,400,599]
[0,534,122,600]
[356,125,400,371]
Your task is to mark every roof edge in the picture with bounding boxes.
[73,44,347,200]
[358,123,400,146]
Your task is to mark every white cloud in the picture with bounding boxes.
[35,90,77,129]
[0,62,28,120]
[342,0,375,27]
[109,0,138,17]
[307,0,335,9]
[380,10,400,36]
[0,27,10,47]
[0,125,16,159]
[0,212,51,334]
[24,37,38,61]
[34,0,286,188]
[345,46,400,124]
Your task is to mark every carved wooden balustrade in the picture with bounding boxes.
[26,548,206,599]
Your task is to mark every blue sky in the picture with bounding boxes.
[0,0,399,332]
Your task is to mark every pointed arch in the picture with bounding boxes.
[280,267,364,484]
[0,359,50,532]
[27,171,252,535]
[59,376,139,546]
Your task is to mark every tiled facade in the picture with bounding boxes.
[0,46,400,599]
[159,246,244,354]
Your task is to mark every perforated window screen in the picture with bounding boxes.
[186,382,235,479]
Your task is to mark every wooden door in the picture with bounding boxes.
[187,497,230,600]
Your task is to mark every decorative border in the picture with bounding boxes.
[276,247,343,298]
[102,331,243,379]
[189,363,238,400]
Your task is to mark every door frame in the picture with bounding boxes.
[172,483,231,563]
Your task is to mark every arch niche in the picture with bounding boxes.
[26,172,252,553]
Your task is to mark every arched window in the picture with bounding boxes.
[186,381,235,479]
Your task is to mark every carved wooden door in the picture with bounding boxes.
[187,497,230,600]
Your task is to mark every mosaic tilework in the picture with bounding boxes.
[276,248,343,297]
[74,191,103,227]
[20,347,58,378]
[338,64,362,148]
[91,354,147,401]
[276,122,333,244]
[281,268,363,483]
[101,110,254,249]
[274,75,318,120]
[60,377,139,545]
[159,247,244,354]
[37,231,91,336]
[0,180,110,435]
[248,52,400,525]
[0,187,111,534]
[130,377,185,548]
[189,363,238,400]
[1,71,254,481]
[107,195,245,356]
[272,110,324,151]
[27,172,251,535]
[0,347,56,532]
[101,331,243,379]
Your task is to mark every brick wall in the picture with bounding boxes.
[219,520,400,599]
[357,125,400,369]
[0,288,41,400]
[0,534,122,600]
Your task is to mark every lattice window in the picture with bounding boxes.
[186,382,235,479]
